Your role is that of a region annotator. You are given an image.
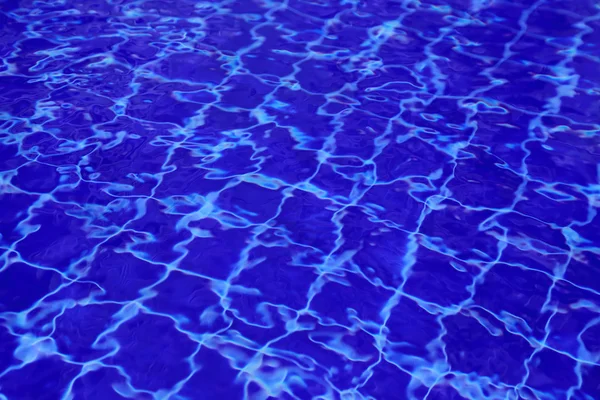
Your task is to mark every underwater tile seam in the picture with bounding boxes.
[0,0,600,399]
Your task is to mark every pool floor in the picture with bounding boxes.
[0,0,600,399]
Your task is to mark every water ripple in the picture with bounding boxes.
[0,0,599,399]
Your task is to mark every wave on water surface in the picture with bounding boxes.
[0,0,600,399]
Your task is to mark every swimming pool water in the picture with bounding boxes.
[0,0,599,399]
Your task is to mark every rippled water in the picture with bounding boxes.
[0,0,599,399]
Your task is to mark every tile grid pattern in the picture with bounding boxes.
[0,0,599,399]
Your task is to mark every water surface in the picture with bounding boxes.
[0,0,600,399]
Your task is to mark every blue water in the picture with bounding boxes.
[1,0,600,399]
